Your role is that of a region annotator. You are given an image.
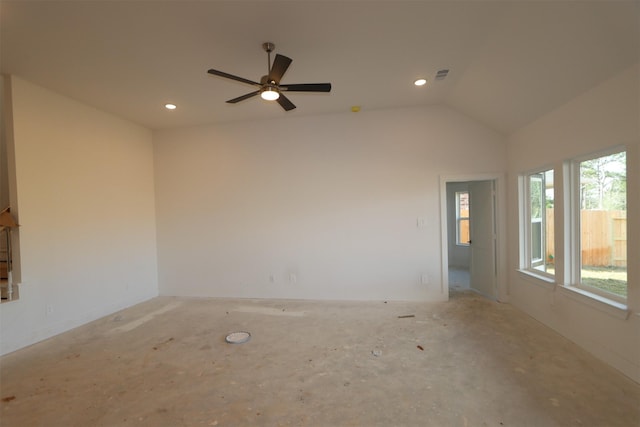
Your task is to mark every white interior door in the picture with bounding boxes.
[469,180,497,298]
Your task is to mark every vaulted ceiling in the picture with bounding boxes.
[1,1,638,134]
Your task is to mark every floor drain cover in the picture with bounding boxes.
[225,331,251,344]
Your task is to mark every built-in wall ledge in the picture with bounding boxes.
[517,269,556,290]
[557,285,630,320]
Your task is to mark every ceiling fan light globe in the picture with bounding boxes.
[261,88,280,101]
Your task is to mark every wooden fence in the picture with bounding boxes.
[546,209,626,267]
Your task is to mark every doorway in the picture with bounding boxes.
[440,175,504,301]
[446,182,471,291]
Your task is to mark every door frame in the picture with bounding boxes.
[439,173,508,302]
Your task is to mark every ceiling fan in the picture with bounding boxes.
[207,42,331,111]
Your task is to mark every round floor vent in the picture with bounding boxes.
[225,331,251,344]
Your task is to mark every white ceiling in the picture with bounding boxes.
[1,1,638,134]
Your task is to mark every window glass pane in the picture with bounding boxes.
[579,151,627,297]
[457,192,469,216]
[459,218,470,245]
[527,170,554,274]
[531,221,542,262]
[530,175,543,220]
[545,170,554,273]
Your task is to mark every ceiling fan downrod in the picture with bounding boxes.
[262,42,275,82]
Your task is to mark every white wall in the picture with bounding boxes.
[0,77,159,355]
[507,64,640,382]
[154,106,506,301]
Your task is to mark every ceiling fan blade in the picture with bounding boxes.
[280,83,332,92]
[268,54,292,84]
[208,69,261,87]
[276,94,296,111]
[227,91,260,104]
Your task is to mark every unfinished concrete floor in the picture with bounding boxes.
[1,290,639,426]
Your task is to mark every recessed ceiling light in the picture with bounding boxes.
[165,103,177,110]
[414,78,427,87]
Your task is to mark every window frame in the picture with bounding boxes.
[520,167,555,280]
[529,173,546,269]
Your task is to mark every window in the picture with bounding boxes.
[456,191,470,246]
[522,169,554,276]
[572,149,627,300]
[519,147,628,306]
[0,77,19,302]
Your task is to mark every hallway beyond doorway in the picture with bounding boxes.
[448,267,470,291]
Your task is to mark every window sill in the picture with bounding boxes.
[557,285,629,320]
[517,269,556,290]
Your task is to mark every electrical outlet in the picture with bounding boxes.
[289,273,297,284]
[46,304,54,315]
[420,274,430,285]
[269,274,276,283]
[417,217,427,229]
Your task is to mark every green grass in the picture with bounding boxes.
[581,266,627,298]
[543,265,627,298]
